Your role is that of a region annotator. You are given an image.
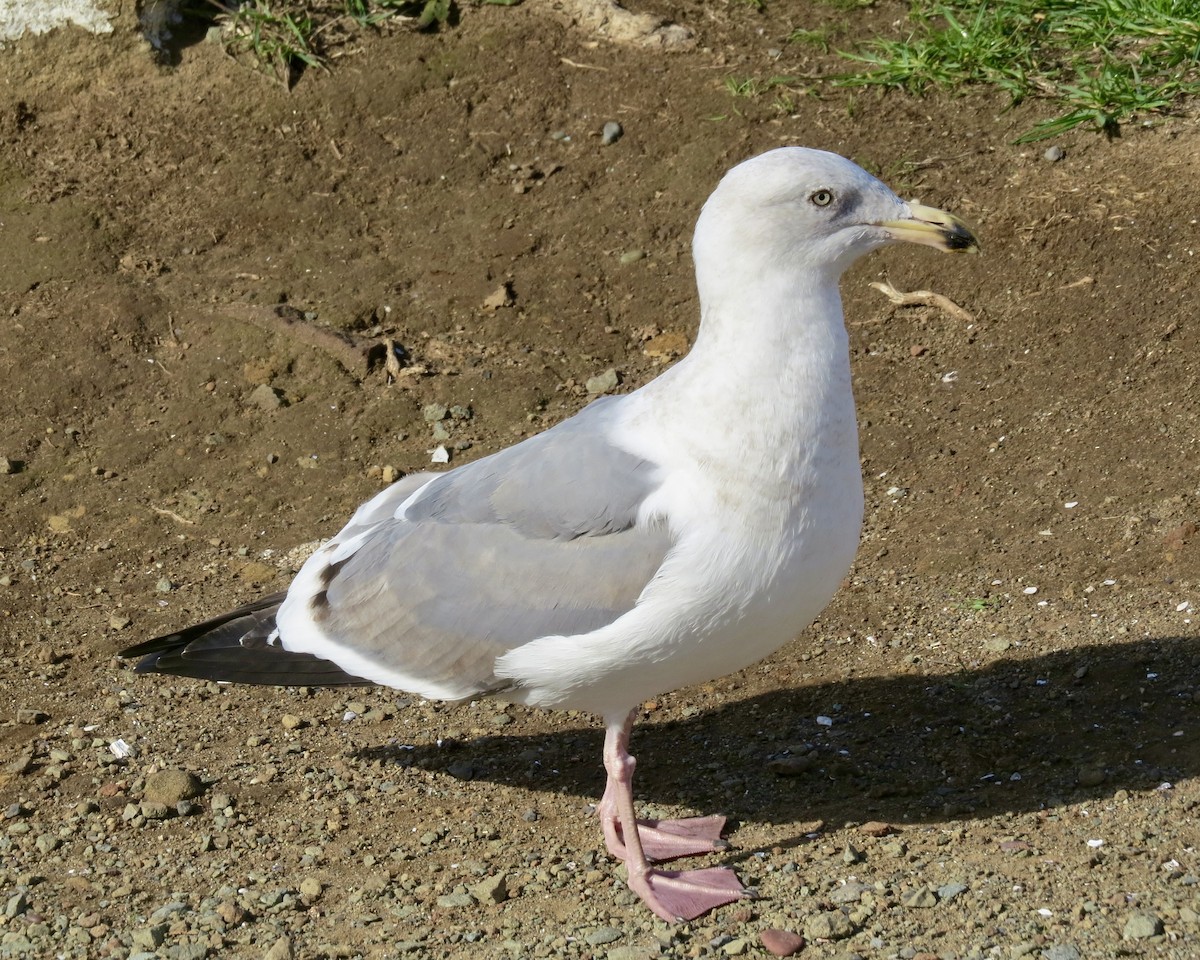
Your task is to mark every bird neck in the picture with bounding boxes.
[633,268,859,487]
[686,267,851,415]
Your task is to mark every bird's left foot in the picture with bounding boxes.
[605,813,729,862]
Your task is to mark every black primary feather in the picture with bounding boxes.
[119,593,374,687]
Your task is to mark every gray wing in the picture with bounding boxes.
[283,398,673,699]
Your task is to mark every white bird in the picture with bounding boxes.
[122,147,978,922]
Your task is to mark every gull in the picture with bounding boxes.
[121,147,978,922]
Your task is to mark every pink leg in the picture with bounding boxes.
[599,710,745,922]
[599,776,730,862]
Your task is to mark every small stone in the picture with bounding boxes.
[1122,912,1163,940]
[842,842,862,864]
[449,404,472,421]
[140,801,172,820]
[482,285,513,310]
[423,403,449,422]
[145,769,204,806]
[937,880,968,901]
[0,456,21,474]
[381,465,401,484]
[155,577,174,593]
[263,938,293,960]
[280,714,306,730]
[1040,946,1081,960]
[585,926,623,946]
[723,937,749,955]
[4,892,28,918]
[860,820,893,837]
[760,929,805,957]
[35,834,59,854]
[247,383,285,411]
[109,614,132,631]
[132,924,168,950]
[1077,766,1106,787]
[601,121,623,145]
[767,755,812,776]
[469,874,508,904]
[432,421,451,441]
[298,877,322,899]
[619,249,645,264]
[585,368,620,395]
[1043,145,1066,162]
[804,911,852,940]
[436,891,474,909]
[830,880,871,904]
[164,945,208,960]
[16,709,49,725]
[901,885,938,908]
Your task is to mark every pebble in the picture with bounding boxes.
[299,877,323,899]
[601,121,623,145]
[0,456,20,474]
[585,926,623,946]
[1043,145,1065,162]
[619,249,645,264]
[937,880,968,901]
[470,874,508,904]
[423,403,449,422]
[760,929,805,956]
[586,368,620,395]
[263,938,294,960]
[165,944,208,960]
[804,911,852,940]
[830,880,871,903]
[155,577,174,592]
[4,892,28,919]
[901,885,938,908]
[1040,946,1080,960]
[767,755,812,776]
[280,713,306,730]
[145,769,203,806]
[140,800,172,820]
[1122,912,1163,939]
[247,383,285,410]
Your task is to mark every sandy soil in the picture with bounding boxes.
[1,3,1198,959]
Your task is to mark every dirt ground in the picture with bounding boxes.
[1,2,1198,959]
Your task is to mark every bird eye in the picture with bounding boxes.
[810,189,834,207]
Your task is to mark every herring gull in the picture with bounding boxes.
[121,147,978,922]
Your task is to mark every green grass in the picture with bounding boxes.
[225,0,324,87]
[835,0,1200,141]
[206,0,459,86]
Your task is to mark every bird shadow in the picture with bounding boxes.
[352,634,1198,857]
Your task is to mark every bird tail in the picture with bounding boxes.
[119,593,375,687]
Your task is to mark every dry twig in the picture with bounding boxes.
[869,280,975,323]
